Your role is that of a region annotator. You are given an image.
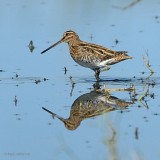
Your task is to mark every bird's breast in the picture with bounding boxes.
[69,45,105,69]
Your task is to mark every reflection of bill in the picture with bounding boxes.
[42,91,133,130]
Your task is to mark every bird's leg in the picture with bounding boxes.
[100,65,111,72]
[95,69,101,81]
[93,81,100,90]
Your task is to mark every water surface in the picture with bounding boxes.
[1,0,160,160]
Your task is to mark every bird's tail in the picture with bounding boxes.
[116,51,133,60]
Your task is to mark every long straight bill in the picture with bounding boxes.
[42,107,55,115]
[41,40,62,54]
[42,107,64,120]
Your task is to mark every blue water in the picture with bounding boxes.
[1,0,160,160]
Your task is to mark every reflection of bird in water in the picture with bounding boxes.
[42,91,133,130]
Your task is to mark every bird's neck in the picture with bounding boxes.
[68,38,81,47]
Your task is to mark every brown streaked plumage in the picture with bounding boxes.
[41,30,132,81]
[42,91,133,130]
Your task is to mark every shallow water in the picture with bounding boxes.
[1,0,160,160]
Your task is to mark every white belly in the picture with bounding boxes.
[73,59,98,69]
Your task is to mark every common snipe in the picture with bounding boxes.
[41,31,132,81]
[42,91,132,130]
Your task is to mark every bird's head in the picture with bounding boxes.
[41,30,79,54]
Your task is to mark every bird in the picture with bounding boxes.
[41,30,132,81]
